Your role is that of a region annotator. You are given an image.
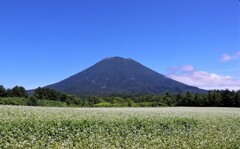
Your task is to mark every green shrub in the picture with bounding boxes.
[37,100,67,107]
[0,97,28,105]
[139,102,168,107]
[27,95,38,106]
[95,102,113,107]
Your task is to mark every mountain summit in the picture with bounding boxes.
[46,57,205,95]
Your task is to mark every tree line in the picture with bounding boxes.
[0,85,239,107]
[0,85,80,106]
[0,85,28,98]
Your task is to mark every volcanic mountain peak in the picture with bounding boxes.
[102,57,135,64]
[46,57,205,95]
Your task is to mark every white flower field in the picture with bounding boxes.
[0,106,239,148]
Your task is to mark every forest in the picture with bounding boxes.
[0,85,239,107]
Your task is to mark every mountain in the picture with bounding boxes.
[46,57,206,95]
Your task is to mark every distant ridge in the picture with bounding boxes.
[45,57,206,95]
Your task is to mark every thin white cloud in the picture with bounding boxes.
[169,65,195,73]
[167,69,240,91]
[181,65,195,72]
[220,52,240,62]
[237,73,240,77]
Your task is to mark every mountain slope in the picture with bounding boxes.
[46,57,206,95]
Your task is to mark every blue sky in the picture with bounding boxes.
[0,0,240,90]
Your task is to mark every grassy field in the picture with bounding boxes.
[0,106,239,148]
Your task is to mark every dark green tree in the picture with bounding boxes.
[0,85,7,97]
[126,98,135,107]
[184,91,194,106]
[28,95,38,106]
[6,89,13,97]
[163,92,173,106]
[193,93,202,106]
[34,87,45,99]
[222,89,235,107]
[12,86,28,98]
[176,93,184,106]
[235,91,240,107]
[212,91,222,106]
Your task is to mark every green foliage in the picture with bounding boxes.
[12,86,28,98]
[37,100,67,107]
[0,97,28,105]
[0,85,7,97]
[34,87,61,101]
[27,95,38,106]
[95,102,112,107]
[0,85,28,98]
[34,87,81,105]
[184,91,194,106]
[139,102,168,107]
[0,85,239,107]
[6,89,13,97]
[77,89,236,107]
